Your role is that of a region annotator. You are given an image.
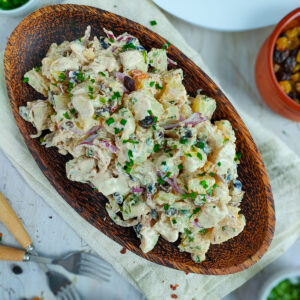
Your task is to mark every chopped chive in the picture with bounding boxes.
[99,72,106,77]
[106,117,115,126]
[197,152,203,160]
[155,83,163,90]
[217,161,222,167]
[147,110,153,115]
[178,164,183,170]
[149,81,155,87]
[153,144,160,153]
[63,112,71,120]
[150,20,157,26]
[70,108,76,114]
[58,72,66,82]
[120,119,127,126]
[99,98,106,104]
[34,67,41,72]
[163,204,169,211]
[23,77,29,83]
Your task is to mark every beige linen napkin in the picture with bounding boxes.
[1,1,300,299]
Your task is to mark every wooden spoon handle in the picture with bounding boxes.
[0,192,32,249]
[0,245,26,261]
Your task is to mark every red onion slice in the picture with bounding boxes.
[172,175,185,194]
[79,133,98,145]
[167,57,177,67]
[193,220,201,228]
[163,113,208,130]
[99,140,118,153]
[131,187,144,193]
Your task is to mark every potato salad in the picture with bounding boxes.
[19,26,245,263]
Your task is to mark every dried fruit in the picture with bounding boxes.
[278,81,292,94]
[273,49,289,64]
[124,75,136,92]
[276,37,288,51]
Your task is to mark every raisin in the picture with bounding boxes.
[124,76,136,92]
[133,224,143,237]
[276,71,291,81]
[283,56,297,73]
[273,49,289,64]
[138,115,155,128]
[160,181,172,192]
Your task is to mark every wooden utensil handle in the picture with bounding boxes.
[0,192,32,249]
[0,245,25,261]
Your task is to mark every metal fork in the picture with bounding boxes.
[24,251,111,282]
[46,269,81,300]
[0,192,81,299]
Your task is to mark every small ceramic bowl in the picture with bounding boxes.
[259,268,300,300]
[255,8,300,122]
[0,0,40,17]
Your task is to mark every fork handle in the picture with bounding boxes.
[0,192,32,249]
[0,245,26,261]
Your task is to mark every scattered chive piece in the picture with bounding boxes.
[122,43,136,50]
[109,37,114,43]
[165,172,171,178]
[172,219,177,224]
[153,144,160,153]
[63,112,71,120]
[179,138,188,144]
[209,172,214,176]
[213,183,217,189]
[147,110,153,115]
[99,72,106,77]
[199,228,207,234]
[23,77,29,83]
[93,187,98,191]
[199,172,206,176]
[155,83,163,90]
[200,180,208,189]
[69,93,74,98]
[114,128,122,134]
[120,119,127,126]
[106,117,115,126]
[90,79,95,83]
[149,81,155,87]
[150,20,157,26]
[128,150,133,158]
[234,152,242,162]
[99,98,106,104]
[158,176,165,185]
[164,204,169,211]
[184,152,192,157]
[162,41,170,50]
[233,228,236,232]
[39,137,45,143]
[182,192,197,200]
[178,164,183,170]
[58,72,66,82]
[217,161,222,167]
[34,67,41,71]
[197,152,203,160]
[184,185,188,191]
[70,108,76,114]
[122,139,139,144]
[142,50,147,63]
[152,125,157,131]
[76,71,84,82]
[222,226,226,231]
[78,37,82,42]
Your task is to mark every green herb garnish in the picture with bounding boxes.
[106,117,115,126]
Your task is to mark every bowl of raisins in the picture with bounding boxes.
[255,7,300,122]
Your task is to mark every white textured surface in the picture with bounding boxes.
[153,0,300,31]
[0,2,299,300]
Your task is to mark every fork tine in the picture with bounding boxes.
[80,257,111,274]
[78,266,110,282]
[69,285,81,300]
[80,253,111,271]
[79,260,111,277]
